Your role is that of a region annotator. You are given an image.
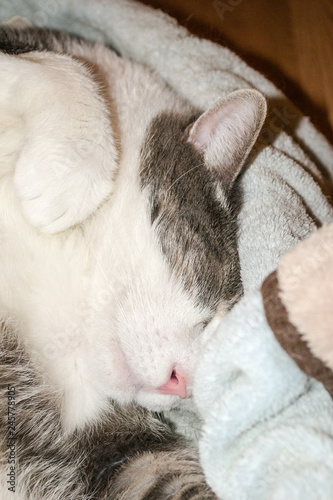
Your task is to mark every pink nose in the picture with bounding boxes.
[157,370,188,399]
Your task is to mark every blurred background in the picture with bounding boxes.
[141,0,333,144]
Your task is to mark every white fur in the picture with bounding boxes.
[0,50,117,233]
[0,41,264,430]
[0,45,207,430]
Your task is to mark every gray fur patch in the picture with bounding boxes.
[140,113,243,312]
[0,26,87,55]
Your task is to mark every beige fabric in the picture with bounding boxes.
[278,224,333,371]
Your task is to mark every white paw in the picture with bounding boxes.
[14,128,117,234]
[6,51,118,234]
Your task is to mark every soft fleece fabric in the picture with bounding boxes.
[194,291,333,500]
[1,1,333,499]
[278,224,333,373]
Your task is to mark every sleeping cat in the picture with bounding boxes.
[0,26,266,498]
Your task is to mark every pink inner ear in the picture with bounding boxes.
[187,100,237,152]
[186,90,266,187]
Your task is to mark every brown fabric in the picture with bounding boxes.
[261,270,333,398]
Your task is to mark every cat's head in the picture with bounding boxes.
[88,89,267,412]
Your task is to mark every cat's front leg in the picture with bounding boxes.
[0,49,117,233]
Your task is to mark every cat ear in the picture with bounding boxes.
[187,89,267,189]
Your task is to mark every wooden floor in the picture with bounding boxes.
[141,0,333,144]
